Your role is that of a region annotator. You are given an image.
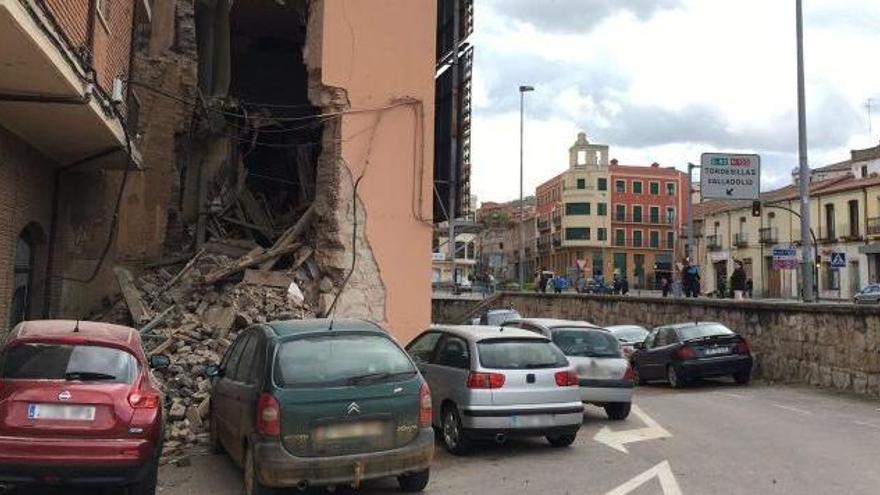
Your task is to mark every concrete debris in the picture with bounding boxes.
[96,240,327,462]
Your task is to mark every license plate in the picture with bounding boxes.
[315,421,384,441]
[511,415,545,428]
[27,404,96,421]
[704,347,729,356]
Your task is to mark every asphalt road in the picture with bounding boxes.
[12,381,880,495]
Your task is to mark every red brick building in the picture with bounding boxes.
[535,173,564,272]
[609,161,689,287]
[0,0,146,329]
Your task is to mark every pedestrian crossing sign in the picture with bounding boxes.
[830,252,846,268]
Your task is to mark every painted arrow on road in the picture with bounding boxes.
[605,460,682,495]
[593,405,672,453]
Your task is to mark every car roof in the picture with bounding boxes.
[505,318,602,330]
[605,325,648,331]
[485,309,519,315]
[429,325,550,343]
[657,321,724,331]
[267,318,386,338]
[10,320,139,347]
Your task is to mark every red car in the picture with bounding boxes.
[0,320,170,493]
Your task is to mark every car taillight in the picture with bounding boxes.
[675,346,697,360]
[554,370,578,387]
[623,364,635,381]
[735,340,751,355]
[467,372,506,389]
[419,383,432,427]
[128,391,160,409]
[256,393,281,437]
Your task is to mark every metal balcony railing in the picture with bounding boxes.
[838,223,862,241]
[706,235,722,251]
[759,227,778,244]
[734,233,749,248]
[868,217,880,236]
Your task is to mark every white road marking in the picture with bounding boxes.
[605,460,683,495]
[853,421,880,430]
[773,404,812,415]
[593,405,672,454]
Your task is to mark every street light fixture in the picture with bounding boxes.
[519,85,535,289]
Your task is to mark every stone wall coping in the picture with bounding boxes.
[496,292,880,316]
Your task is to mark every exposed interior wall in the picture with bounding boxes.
[308,0,436,342]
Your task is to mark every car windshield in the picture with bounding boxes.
[485,310,521,326]
[0,343,138,384]
[477,338,568,369]
[551,328,621,358]
[609,326,649,343]
[274,333,416,388]
[677,324,735,341]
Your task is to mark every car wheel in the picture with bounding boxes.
[733,369,752,385]
[244,445,277,495]
[398,468,430,492]
[667,365,686,389]
[209,410,224,454]
[633,365,647,386]
[129,458,159,495]
[546,433,577,447]
[441,406,471,455]
[604,402,632,421]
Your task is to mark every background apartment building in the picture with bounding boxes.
[610,161,688,287]
[694,144,880,300]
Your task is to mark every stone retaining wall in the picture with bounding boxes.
[432,293,880,398]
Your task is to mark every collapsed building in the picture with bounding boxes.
[1,0,439,343]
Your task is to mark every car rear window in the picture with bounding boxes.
[274,333,416,388]
[551,329,621,358]
[0,343,138,384]
[476,338,568,369]
[484,310,521,326]
[610,326,649,343]
[677,324,735,341]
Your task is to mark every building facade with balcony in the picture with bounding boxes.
[536,172,563,273]
[694,149,880,300]
[1,0,146,329]
[609,162,688,287]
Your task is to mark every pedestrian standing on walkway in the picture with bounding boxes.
[732,261,747,300]
[661,276,670,297]
[746,278,753,299]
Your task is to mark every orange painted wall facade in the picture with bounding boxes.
[318,0,436,343]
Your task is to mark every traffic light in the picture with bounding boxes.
[751,200,762,217]
[816,255,821,267]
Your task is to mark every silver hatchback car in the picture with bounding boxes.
[502,319,634,420]
[406,326,584,455]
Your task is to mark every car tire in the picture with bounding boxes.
[398,468,430,492]
[546,433,577,447]
[245,445,277,495]
[667,365,686,389]
[604,402,632,420]
[733,369,752,385]
[129,458,159,495]
[633,365,647,386]
[209,411,224,454]
[441,405,471,455]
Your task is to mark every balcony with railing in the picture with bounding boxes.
[706,234,722,251]
[733,233,749,248]
[611,236,674,250]
[819,226,837,244]
[537,218,551,231]
[612,214,674,226]
[552,232,562,248]
[0,0,135,169]
[552,212,562,226]
[868,217,880,236]
[759,227,778,244]
[838,223,862,241]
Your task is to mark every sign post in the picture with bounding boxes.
[700,153,761,200]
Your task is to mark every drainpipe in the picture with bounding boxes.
[86,0,98,67]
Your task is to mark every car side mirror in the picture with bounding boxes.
[149,354,171,370]
[205,364,223,378]
[634,342,645,350]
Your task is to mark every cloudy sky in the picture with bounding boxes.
[469,0,880,204]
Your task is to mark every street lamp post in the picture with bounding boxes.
[796,0,814,301]
[519,85,535,289]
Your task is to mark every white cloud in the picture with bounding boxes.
[470,0,880,201]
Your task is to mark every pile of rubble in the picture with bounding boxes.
[93,207,334,463]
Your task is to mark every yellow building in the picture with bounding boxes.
[694,145,880,300]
